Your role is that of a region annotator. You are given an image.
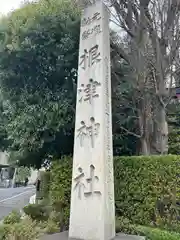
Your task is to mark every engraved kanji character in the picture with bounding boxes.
[80,0,96,9]
[79,45,101,70]
[92,12,101,21]
[78,84,85,102]
[84,79,100,103]
[84,164,101,197]
[81,17,90,27]
[89,45,101,67]
[79,49,88,70]
[82,25,101,40]
[82,28,93,40]
[77,117,100,148]
[86,117,100,148]
[93,25,101,35]
[78,79,101,104]
[74,167,86,199]
[77,121,87,147]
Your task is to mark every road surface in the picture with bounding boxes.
[0,186,35,220]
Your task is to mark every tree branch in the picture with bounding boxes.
[118,125,142,138]
[110,40,130,64]
[151,68,166,108]
[164,0,180,39]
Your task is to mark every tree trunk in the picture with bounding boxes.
[140,137,150,155]
[138,102,152,155]
[151,103,168,154]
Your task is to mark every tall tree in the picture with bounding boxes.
[110,36,138,155]
[111,57,137,156]
[0,0,80,167]
[109,0,180,154]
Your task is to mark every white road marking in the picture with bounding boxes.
[0,186,34,191]
[0,189,34,203]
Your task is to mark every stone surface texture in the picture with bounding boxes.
[69,1,115,240]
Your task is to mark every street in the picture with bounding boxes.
[0,186,35,220]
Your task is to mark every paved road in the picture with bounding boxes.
[0,186,35,220]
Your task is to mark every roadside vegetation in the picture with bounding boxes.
[2,155,180,239]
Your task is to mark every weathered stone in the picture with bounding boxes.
[69,1,115,240]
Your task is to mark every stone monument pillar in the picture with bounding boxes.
[69,1,115,240]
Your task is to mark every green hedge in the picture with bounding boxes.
[49,155,180,231]
[137,226,180,240]
[49,156,72,230]
[115,217,180,240]
[114,155,180,228]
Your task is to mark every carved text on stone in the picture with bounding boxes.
[84,164,101,196]
[82,24,101,40]
[81,12,101,26]
[79,45,101,70]
[73,165,101,199]
[78,78,101,104]
[77,117,100,148]
[74,167,86,199]
[104,56,114,204]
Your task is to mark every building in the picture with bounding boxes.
[0,152,11,187]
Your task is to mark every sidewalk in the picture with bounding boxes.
[41,231,145,240]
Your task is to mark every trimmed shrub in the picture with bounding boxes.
[45,219,59,234]
[0,224,11,240]
[49,156,72,230]
[115,218,180,240]
[114,155,180,227]
[137,226,180,240]
[3,210,21,225]
[6,217,41,240]
[0,218,43,240]
[49,155,180,231]
[115,217,139,235]
[23,203,52,221]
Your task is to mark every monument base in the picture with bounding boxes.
[41,231,145,240]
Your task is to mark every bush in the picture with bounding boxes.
[6,217,41,240]
[137,226,180,240]
[45,219,59,234]
[49,156,72,230]
[115,217,139,235]
[0,224,11,240]
[3,210,21,225]
[0,218,43,240]
[114,155,180,228]
[23,203,51,221]
[115,218,180,240]
[49,155,180,231]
